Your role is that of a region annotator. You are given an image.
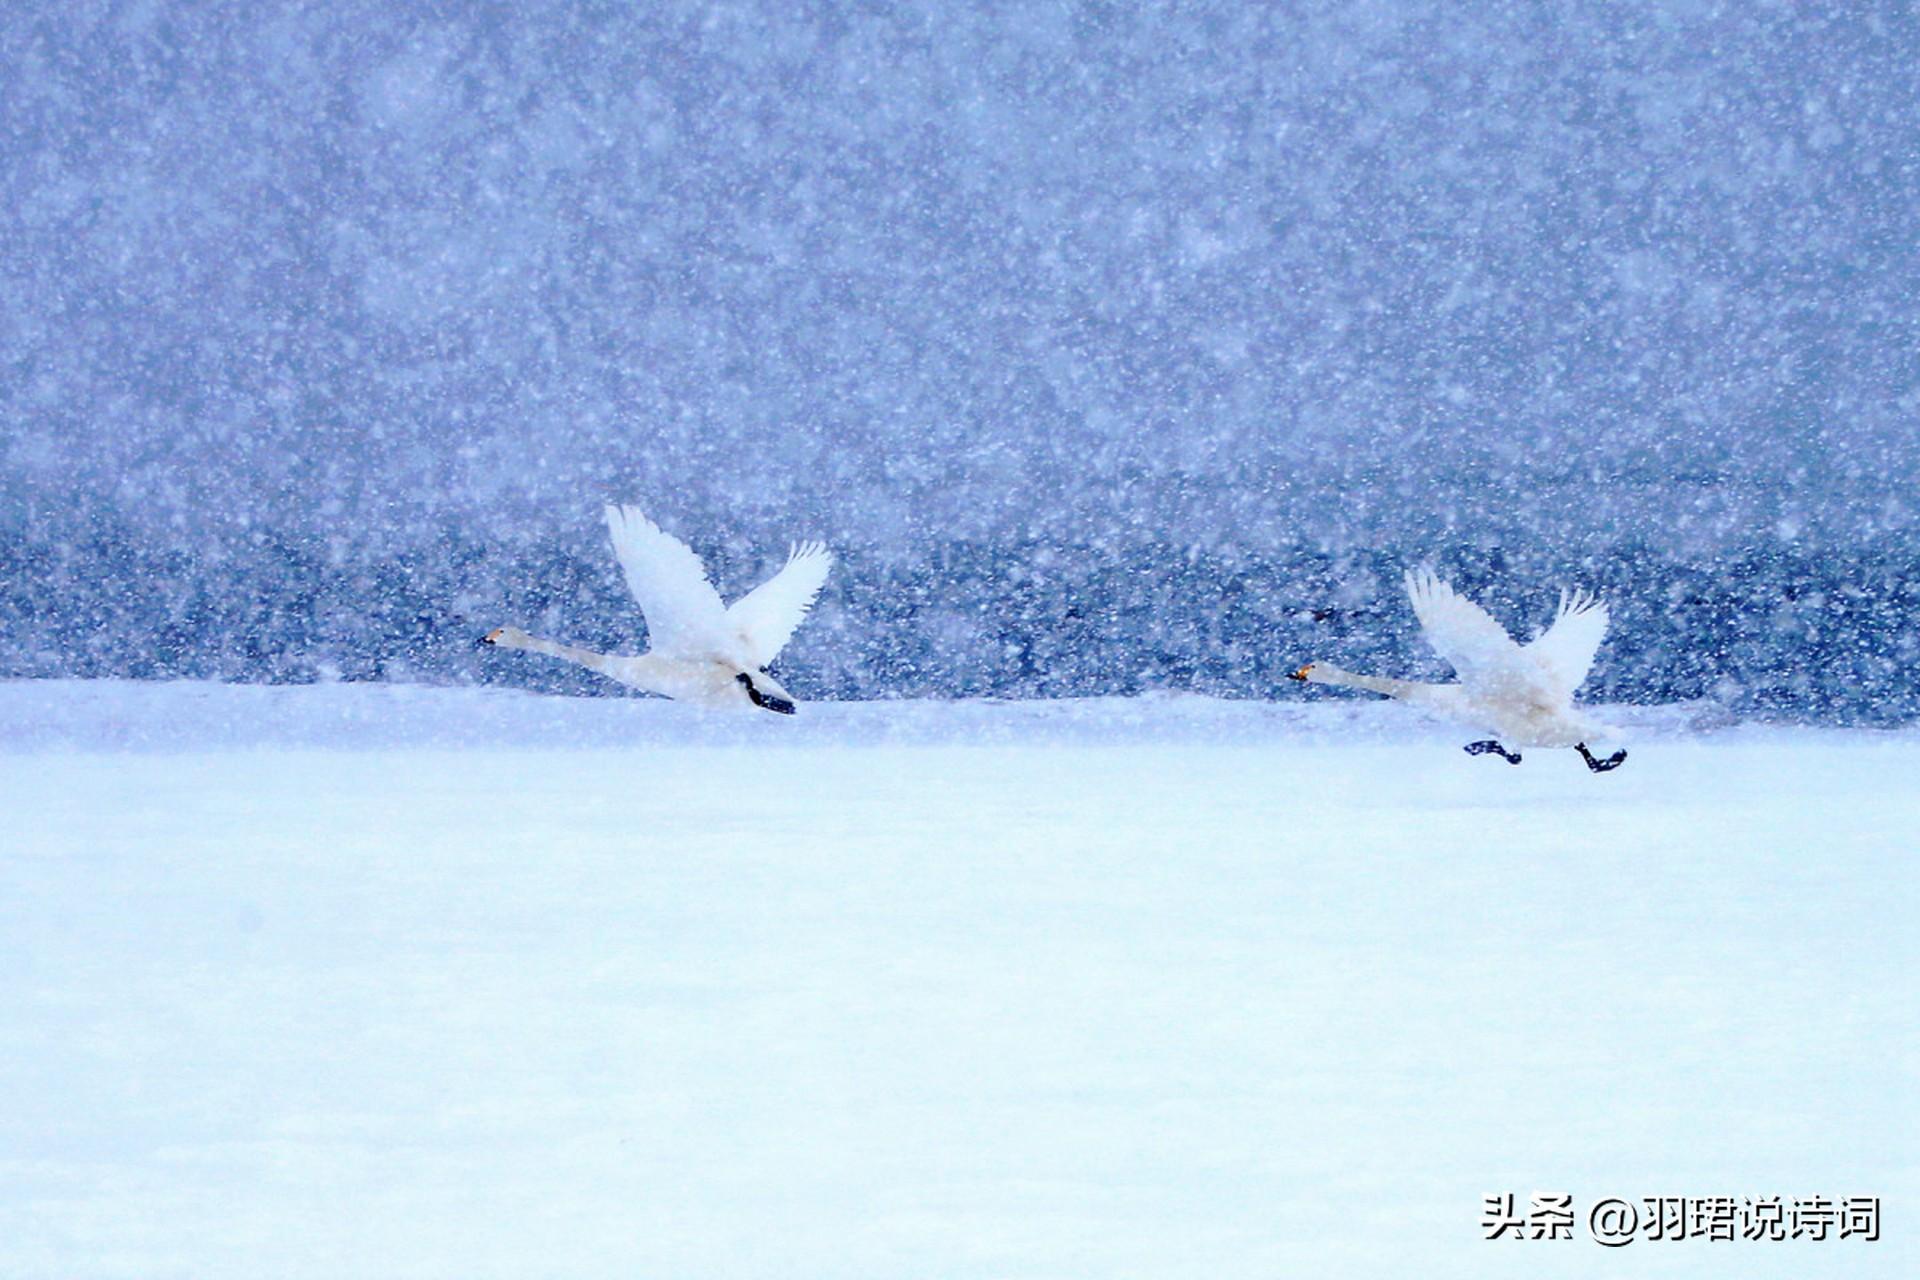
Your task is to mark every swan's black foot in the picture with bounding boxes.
[1464,740,1522,764]
[736,672,796,715]
[1577,743,1627,773]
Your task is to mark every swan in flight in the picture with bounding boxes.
[483,505,832,714]
[1290,569,1628,772]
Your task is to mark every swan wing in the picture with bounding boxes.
[727,541,833,666]
[1525,587,1610,702]
[603,505,731,658]
[1403,568,1523,688]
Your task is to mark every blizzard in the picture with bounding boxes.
[1,681,1911,1277]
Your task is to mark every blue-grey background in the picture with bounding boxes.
[3,2,1916,721]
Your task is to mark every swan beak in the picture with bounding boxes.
[1288,664,1313,681]
[479,628,504,647]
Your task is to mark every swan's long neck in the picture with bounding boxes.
[489,628,736,704]
[1307,664,1456,708]
[493,629,628,680]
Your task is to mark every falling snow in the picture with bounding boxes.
[2,4,1915,719]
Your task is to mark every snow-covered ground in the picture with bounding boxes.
[1,682,1913,1278]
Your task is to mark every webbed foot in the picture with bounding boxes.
[1576,743,1627,773]
[736,671,797,715]
[1464,740,1522,764]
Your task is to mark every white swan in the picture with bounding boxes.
[1290,569,1628,771]
[483,505,833,714]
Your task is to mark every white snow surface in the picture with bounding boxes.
[1,681,1913,1278]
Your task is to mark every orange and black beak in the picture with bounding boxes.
[479,628,505,647]
[1287,664,1313,681]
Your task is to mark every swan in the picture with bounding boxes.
[482,505,833,714]
[1289,569,1628,772]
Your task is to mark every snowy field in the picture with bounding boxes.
[1,681,1913,1278]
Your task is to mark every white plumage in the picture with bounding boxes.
[484,505,832,714]
[724,540,835,669]
[1293,569,1627,771]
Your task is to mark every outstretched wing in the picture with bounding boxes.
[603,505,731,659]
[727,541,833,667]
[1524,587,1609,703]
[1403,568,1523,690]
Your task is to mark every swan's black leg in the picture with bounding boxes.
[1464,740,1522,764]
[736,672,797,716]
[1576,743,1627,773]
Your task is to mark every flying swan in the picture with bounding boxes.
[1290,569,1628,772]
[482,505,833,714]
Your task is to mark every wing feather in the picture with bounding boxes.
[1403,568,1524,690]
[1524,586,1610,703]
[727,541,833,667]
[602,505,730,659]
